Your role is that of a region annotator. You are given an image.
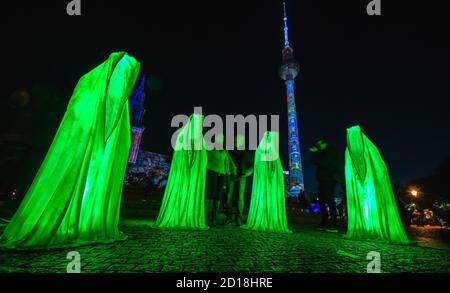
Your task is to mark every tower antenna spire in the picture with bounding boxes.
[283,2,290,48]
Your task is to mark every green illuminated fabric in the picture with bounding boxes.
[153,114,208,230]
[243,131,291,233]
[345,125,410,244]
[0,52,140,249]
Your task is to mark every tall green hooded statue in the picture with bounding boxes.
[345,125,410,244]
[243,131,290,233]
[153,113,208,230]
[0,52,140,249]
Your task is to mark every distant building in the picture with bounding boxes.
[128,75,146,163]
[125,75,171,188]
[125,150,170,188]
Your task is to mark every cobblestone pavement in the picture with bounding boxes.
[1,217,449,273]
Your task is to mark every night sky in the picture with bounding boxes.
[2,0,449,192]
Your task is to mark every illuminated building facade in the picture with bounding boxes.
[128,75,146,163]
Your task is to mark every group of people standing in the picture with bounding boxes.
[204,134,253,227]
[153,114,291,234]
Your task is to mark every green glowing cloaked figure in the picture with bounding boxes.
[345,125,410,244]
[153,114,208,230]
[0,52,140,249]
[243,131,291,233]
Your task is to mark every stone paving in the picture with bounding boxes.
[0,218,449,273]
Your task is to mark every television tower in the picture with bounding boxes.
[279,2,304,194]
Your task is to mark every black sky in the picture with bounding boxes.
[2,0,449,191]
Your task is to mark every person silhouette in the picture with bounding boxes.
[226,134,253,226]
[309,138,340,232]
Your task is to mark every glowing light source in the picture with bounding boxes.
[243,131,291,233]
[153,114,208,230]
[345,125,410,244]
[0,52,140,249]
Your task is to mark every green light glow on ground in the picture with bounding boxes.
[243,131,291,233]
[345,125,410,244]
[153,114,208,230]
[0,52,140,249]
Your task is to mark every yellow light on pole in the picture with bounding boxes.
[411,189,418,197]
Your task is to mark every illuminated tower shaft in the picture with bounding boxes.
[279,2,304,193]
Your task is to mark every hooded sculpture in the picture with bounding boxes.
[153,113,208,230]
[1,52,140,249]
[243,131,290,233]
[345,125,410,244]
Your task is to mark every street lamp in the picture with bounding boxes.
[408,186,420,198]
